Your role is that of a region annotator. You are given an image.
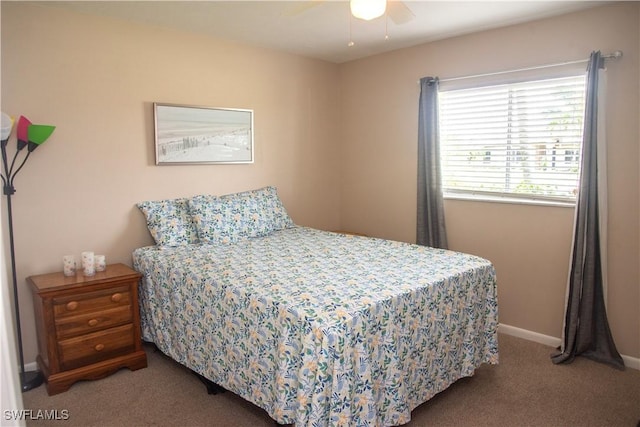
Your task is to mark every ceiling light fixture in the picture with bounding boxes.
[350,0,386,21]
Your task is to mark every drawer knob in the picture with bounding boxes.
[111,293,122,303]
[66,301,78,311]
[94,344,105,352]
[88,319,99,327]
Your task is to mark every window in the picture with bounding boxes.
[439,75,586,204]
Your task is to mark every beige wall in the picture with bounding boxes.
[2,2,639,366]
[1,3,342,363]
[340,2,639,358]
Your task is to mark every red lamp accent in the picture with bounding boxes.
[16,116,32,151]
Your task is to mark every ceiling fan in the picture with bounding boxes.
[285,0,416,25]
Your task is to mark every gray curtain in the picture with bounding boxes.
[551,51,624,370]
[417,77,448,249]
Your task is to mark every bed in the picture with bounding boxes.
[134,187,499,426]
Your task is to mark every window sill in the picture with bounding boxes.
[444,193,576,208]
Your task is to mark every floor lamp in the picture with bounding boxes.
[1,112,55,392]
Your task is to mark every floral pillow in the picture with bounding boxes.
[188,186,294,244]
[137,198,199,246]
[246,186,294,231]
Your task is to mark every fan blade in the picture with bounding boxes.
[282,0,325,17]
[387,1,415,25]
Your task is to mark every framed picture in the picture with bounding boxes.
[154,103,254,165]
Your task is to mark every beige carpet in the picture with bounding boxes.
[22,334,640,426]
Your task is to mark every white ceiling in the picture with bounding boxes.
[38,1,606,63]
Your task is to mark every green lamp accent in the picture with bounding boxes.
[27,124,56,152]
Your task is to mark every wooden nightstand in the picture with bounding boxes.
[28,263,147,395]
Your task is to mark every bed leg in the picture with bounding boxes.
[193,372,226,395]
[143,341,160,353]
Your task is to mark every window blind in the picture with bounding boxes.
[439,75,586,204]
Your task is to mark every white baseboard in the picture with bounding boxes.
[499,323,640,370]
[498,323,562,348]
[621,355,639,370]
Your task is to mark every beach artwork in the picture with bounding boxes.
[154,103,253,165]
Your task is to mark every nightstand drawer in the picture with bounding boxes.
[53,286,131,318]
[58,324,135,371]
[55,306,132,340]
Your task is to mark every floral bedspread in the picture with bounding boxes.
[133,227,499,426]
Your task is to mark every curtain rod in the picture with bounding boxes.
[430,50,623,84]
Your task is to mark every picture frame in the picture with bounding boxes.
[154,103,254,165]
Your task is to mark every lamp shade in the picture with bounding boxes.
[350,0,386,21]
[16,116,32,150]
[1,112,13,141]
[27,124,55,152]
